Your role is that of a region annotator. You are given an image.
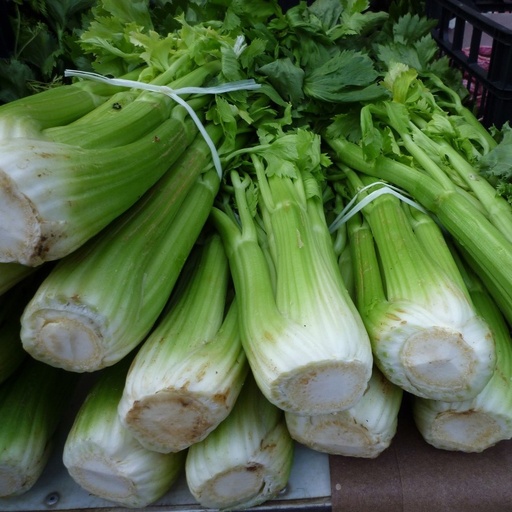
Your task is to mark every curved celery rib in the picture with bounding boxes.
[45,61,220,149]
[0,77,135,138]
[118,235,249,454]
[20,128,222,372]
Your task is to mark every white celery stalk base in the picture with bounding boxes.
[0,172,41,266]
[186,421,293,511]
[21,302,108,372]
[286,413,392,458]
[285,368,402,458]
[370,301,495,401]
[243,307,373,415]
[0,466,40,498]
[414,387,512,452]
[190,464,274,510]
[119,390,233,453]
[66,457,139,505]
[267,359,371,415]
[0,446,51,497]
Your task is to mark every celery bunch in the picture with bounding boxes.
[118,234,248,454]
[325,66,512,326]
[212,128,373,415]
[413,248,512,452]
[186,373,294,510]
[20,127,223,372]
[63,354,185,508]
[0,1,250,267]
[338,170,496,401]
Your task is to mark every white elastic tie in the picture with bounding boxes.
[329,181,428,233]
[64,69,261,179]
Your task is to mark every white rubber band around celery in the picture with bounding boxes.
[328,181,428,233]
[64,69,261,180]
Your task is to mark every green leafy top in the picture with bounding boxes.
[479,124,512,204]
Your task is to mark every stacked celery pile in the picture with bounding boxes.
[1,0,512,509]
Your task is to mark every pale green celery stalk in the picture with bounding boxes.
[20,126,223,372]
[118,234,249,454]
[0,77,137,139]
[386,83,512,235]
[325,134,512,326]
[376,102,456,192]
[425,72,498,152]
[212,163,372,415]
[338,242,355,301]
[343,170,495,401]
[57,53,192,129]
[404,204,467,292]
[329,184,355,299]
[285,366,402,458]
[0,357,77,497]
[413,252,512,452]
[380,102,500,220]
[185,373,294,511]
[373,100,496,219]
[45,59,220,149]
[0,104,198,266]
[0,262,36,296]
[63,354,185,508]
[256,156,373,411]
[415,128,512,244]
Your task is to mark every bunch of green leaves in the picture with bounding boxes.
[75,0,278,82]
[479,124,512,204]
[371,9,466,99]
[249,0,391,120]
[0,0,97,103]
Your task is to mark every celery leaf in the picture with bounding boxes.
[303,49,384,103]
[478,124,512,203]
[257,58,305,104]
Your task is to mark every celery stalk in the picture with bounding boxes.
[437,138,512,242]
[285,366,402,458]
[0,357,77,497]
[0,103,198,266]
[63,354,185,508]
[0,77,134,138]
[185,373,294,511]
[20,127,222,372]
[211,132,373,415]
[406,122,512,243]
[343,171,496,401]
[413,251,512,452]
[118,234,249,453]
[326,134,512,326]
[45,61,220,149]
